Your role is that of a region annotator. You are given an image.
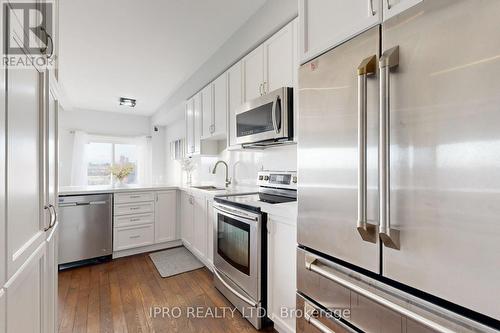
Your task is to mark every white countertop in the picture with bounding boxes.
[58,184,297,219]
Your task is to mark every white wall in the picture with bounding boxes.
[59,108,152,186]
[153,0,298,126]
[164,120,297,187]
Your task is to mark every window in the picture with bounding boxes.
[86,139,139,186]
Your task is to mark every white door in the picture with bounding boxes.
[299,0,382,63]
[383,0,423,21]
[185,99,194,155]
[212,74,227,138]
[264,21,296,93]
[243,45,264,102]
[227,62,242,148]
[0,288,5,333]
[5,242,46,333]
[44,222,59,333]
[154,191,177,243]
[193,194,207,258]
[193,93,202,154]
[6,64,46,279]
[201,85,213,139]
[206,199,215,265]
[181,193,194,246]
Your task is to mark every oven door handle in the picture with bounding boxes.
[213,268,258,307]
[213,203,258,222]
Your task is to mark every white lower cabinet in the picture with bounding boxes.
[192,193,208,258]
[113,190,178,254]
[5,242,46,333]
[206,199,215,265]
[114,224,155,251]
[267,214,297,333]
[181,192,194,246]
[155,191,177,243]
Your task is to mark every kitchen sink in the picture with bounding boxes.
[191,186,225,191]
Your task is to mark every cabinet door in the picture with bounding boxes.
[206,199,215,265]
[185,99,194,155]
[267,216,297,333]
[201,85,213,139]
[212,74,227,138]
[6,65,46,279]
[243,45,264,102]
[299,0,381,63]
[0,288,4,333]
[44,222,59,333]
[383,0,422,21]
[193,93,202,154]
[5,242,46,333]
[193,194,207,258]
[227,62,242,148]
[181,193,194,246]
[0,20,5,289]
[264,21,296,93]
[154,191,177,243]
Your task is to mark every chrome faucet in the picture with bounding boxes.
[212,160,232,187]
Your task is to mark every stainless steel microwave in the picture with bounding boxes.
[236,87,293,147]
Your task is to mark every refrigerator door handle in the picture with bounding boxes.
[379,46,400,249]
[357,55,378,243]
[304,254,456,333]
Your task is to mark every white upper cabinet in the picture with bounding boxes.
[383,0,422,21]
[201,85,213,139]
[243,45,265,102]
[227,62,243,148]
[193,93,202,154]
[185,98,195,155]
[299,0,382,63]
[201,74,227,141]
[212,74,227,139]
[264,20,297,93]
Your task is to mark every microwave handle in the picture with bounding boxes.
[272,95,281,134]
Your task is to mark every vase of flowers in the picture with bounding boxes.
[109,164,134,186]
[179,158,195,185]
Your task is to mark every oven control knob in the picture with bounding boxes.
[264,176,269,181]
[293,176,298,183]
[258,175,264,180]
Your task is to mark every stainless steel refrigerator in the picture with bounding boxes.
[297,1,500,332]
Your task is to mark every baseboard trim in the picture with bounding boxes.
[271,315,295,333]
[112,239,183,259]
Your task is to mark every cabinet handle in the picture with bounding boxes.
[259,83,263,96]
[130,218,141,222]
[369,0,376,15]
[129,195,141,199]
[263,81,268,94]
[386,0,392,10]
[379,46,399,249]
[130,207,140,211]
[356,55,377,243]
[129,235,141,239]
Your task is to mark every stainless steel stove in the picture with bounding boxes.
[212,171,297,330]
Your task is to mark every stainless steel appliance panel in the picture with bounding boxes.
[236,87,293,145]
[58,194,112,264]
[381,0,500,320]
[298,26,380,273]
[296,294,355,333]
[213,202,261,301]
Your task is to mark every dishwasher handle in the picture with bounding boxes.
[59,200,108,207]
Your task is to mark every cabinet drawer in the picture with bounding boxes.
[114,202,154,216]
[114,213,154,228]
[113,224,154,251]
[114,192,154,204]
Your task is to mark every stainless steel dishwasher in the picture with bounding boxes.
[58,193,112,268]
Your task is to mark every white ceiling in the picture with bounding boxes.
[59,0,267,116]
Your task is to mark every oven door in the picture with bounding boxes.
[213,202,261,301]
[235,87,292,145]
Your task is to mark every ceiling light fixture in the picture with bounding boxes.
[119,97,136,107]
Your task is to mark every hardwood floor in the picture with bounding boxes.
[58,252,275,333]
